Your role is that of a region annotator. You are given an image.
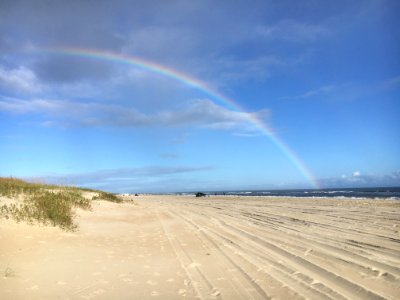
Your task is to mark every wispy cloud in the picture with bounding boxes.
[285,83,369,102]
[0,97,268,134]
[33,56,117,83]
[29,165,214,192]
[203,55,283,85]
[170,134,189,145]
[159,153,179,159]
[294,85,338,99]
[380,75,400,90]
[232,132,264,138]
[319,171,400,188]
[0,97,92,116]
[256,20,329,42]
[290,76,400,102]
[0,66,41,93]
[122,26,198,61]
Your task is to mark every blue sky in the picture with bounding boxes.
[0,0,399,192]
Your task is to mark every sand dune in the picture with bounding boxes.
[1,195,399,299]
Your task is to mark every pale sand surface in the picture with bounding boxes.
[1,195,399,299]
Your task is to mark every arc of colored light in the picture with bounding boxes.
[44,47,319,189]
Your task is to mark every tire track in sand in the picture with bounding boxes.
[156,210,221,299]
[175,203,391,300]
[174,207,345,300]
[170,209,272,300]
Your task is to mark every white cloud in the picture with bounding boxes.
[319,171,400,188]
[0,66,41,93]
[0,97,91,115]
[77,98,268,131]
[0,97,268,134]
[28,165,214,192]
[284,84,353,101]
[123,27,198,60]
[205,55,283,84]
[296,85,337,99]
[233,132,264,137]
[285,83,370,102]
[256,20,329,42]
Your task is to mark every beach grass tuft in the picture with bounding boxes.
[0,177,122,230]
[92,191,122,203]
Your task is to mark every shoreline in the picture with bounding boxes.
[142,193,400,200]
[142,186,400,200]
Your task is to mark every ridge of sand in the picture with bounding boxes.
[1,195,399,299]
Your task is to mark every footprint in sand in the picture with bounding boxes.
[81,288,105,299]
[166,278,175,283]
[378,271,389,277]
[146,280,158,286]
[93,288,105,295]
[188,262,201,269]
[211,289,221,297]
[311,279,321,285]
[178,289,186,296]
[304,249,313,256]
[151,291,159,296]
[27,285,39,290]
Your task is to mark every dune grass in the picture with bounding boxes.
[92,191,122,203]
[0,177,121,231]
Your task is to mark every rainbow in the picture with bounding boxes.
[43,47,320,188]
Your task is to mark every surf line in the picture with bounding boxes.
[43,47,320,189]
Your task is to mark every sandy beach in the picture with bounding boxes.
[1,195,399,299]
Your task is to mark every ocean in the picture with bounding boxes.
[181,187,400,199]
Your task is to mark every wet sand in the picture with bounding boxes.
[1,195,399,299]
